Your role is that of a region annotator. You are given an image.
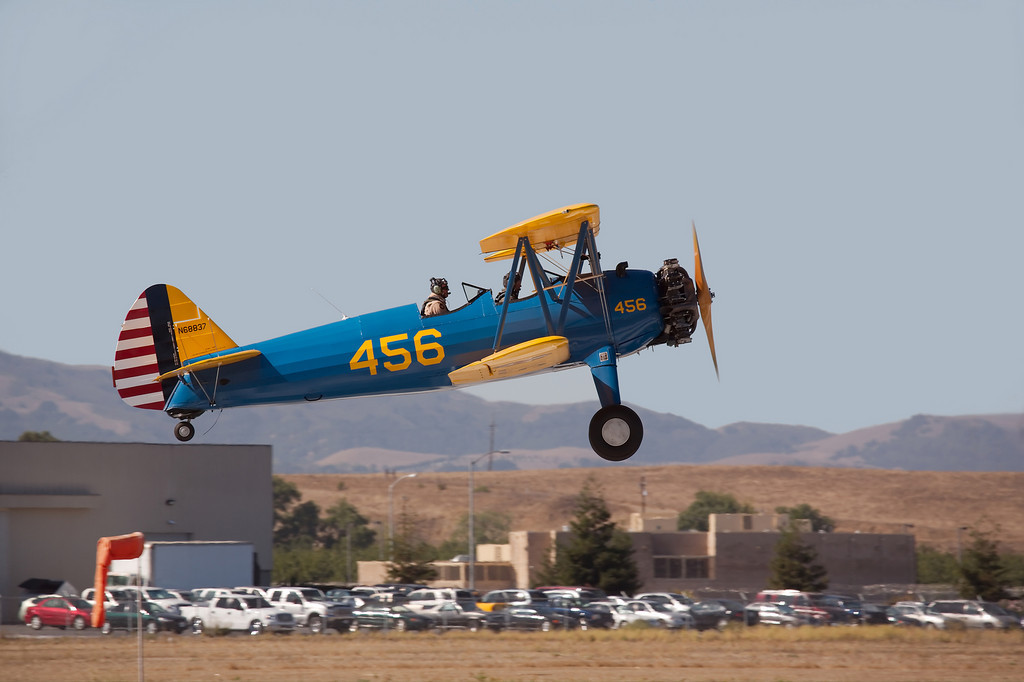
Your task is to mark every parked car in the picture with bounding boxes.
[807,594,857,624]
[101,601,189,634]
[928,600,1021,629]
[547,595,615,629]
[118,587,190,614]
[19,594,60,623]
[622,600,694,629]
[744,602,806,627]
[81,588,131,610]
[24,596,93,630]
[266,587,352,633]
[403,588,477,612]
[858,602,892,625]
[889,601,947,629]
[477,589,550,613]
[417,602,486,631]
[754,590,828,625]
[180,594,296,635]
[484,606,581,632]
[688,601,731,631]
[699,598,746,623]
[349,604,435,632]
[635,592,694,613]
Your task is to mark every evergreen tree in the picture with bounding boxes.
[766,526,828,591]
[321,498,377,551]
[536,478,640,595]
[958,527,1009,601]
[387,505,438,584]
[774,503,835,532]
[677,490,756,531]
[916,545,959,584]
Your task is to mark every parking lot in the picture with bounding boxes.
[3,626,1023,682]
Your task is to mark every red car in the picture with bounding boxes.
[24,595,93,630]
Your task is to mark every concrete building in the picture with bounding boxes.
[0,441,273,624]
[376,512,916,594]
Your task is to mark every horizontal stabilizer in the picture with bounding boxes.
[154,349,262,382]
[448,336,570,385]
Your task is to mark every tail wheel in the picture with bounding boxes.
[174,421,196,442]
[589,405,643,461]
[191,618,204,635]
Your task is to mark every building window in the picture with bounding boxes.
[685,558,709,579]
[654,556,709,579]
[743,515,753,530]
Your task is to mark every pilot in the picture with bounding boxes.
[495,272,522,304]
[421,277,450,317]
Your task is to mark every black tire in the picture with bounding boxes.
[101,622,113,635]
[588,404,643,461]
[307,614,323,634]
[248,620,264,636]
[395,619,407,632]
[29,615,42,630]
[146,621,159,634]
[174,421,195,442]
[72,615,87,631]
[191,618,204,635]
[349,621,360,633]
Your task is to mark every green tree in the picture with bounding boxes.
[274,500,322,546]
[387,505,438,584]
[536,478,640,595]
[321,498,377,551]
[677,491,756,531]
[766,526,829,591]
[273,476,301,527]
[916,545,958,584]
[957,527,1009,601]
[18,430,59,441]
[436,510,511,560]
[774,503,835,533]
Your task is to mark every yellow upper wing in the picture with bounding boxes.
[479,203,599,261]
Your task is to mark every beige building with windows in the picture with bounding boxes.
[0,441,273,623]
[404,512,915,593]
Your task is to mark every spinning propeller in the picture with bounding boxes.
[692,222,719,379]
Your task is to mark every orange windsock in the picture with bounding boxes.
[91,532,145,628]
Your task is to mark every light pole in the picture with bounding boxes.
[956,525,969,564]
[387,473,417,561]
[469,449,509,591]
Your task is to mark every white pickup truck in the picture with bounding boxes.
[179,594,295,635]
[265,587,353,633]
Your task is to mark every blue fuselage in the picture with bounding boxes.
[165,269,664,412]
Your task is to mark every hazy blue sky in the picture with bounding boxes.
[2,1,1021,434]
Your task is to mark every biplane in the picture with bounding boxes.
[112,203,716,461]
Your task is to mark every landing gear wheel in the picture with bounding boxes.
[589,404,643,461]
[174,421,195,442]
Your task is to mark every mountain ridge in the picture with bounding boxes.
[1,349,1021,473]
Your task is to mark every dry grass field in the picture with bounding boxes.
[283,465,1024,554]
[2,627,1023,682]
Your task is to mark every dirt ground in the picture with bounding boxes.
[2,627,1022,682]
[284,465,1024,554]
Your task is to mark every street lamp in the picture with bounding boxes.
[387,473,417,561]
[956,525,969,564]
[469,449,509,591]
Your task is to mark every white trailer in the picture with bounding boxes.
[109,541,254,590]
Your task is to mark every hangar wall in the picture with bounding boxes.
[0,442,272,624]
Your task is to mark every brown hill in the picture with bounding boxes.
[282,464,1024,555]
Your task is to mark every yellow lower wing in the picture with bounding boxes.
[154,349,262,382]
[448,336,570,385]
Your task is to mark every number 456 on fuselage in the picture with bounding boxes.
[113,203,717,462]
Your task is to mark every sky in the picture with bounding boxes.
[2,1,1022,435]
